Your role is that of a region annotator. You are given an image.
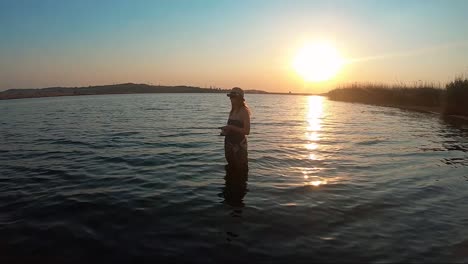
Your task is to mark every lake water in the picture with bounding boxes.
[1,93,467,263]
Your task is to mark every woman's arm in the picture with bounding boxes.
[242,109,250,135]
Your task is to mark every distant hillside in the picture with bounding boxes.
[0,83,268,100]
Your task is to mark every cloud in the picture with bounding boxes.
[346,40,468,63]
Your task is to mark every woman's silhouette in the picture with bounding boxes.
[220,87,251,171]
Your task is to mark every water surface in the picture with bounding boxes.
[1,93,467,263]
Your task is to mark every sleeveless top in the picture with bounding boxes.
[225,119,245,144]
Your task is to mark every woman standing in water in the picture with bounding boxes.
[220,87,251,170]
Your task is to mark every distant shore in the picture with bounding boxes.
[0,83,324,100]
[0,83,264,100]
[3,81,466,120]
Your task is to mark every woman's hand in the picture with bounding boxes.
[219,126,227,136]
[219,125,237,136]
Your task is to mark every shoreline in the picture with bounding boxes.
[0,91,319,101]
[0,89,322,101]
[0,83,325,100]
[2,85,467,121]
[331,100,468,121]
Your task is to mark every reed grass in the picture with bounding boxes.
[327,77,468,116]
[444,77,468,115]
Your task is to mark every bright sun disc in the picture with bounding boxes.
[293,43,343,82]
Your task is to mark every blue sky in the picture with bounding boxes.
[1,0,468,92]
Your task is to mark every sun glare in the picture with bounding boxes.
[293,42,344,82]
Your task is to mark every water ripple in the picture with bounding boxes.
[0,94,467,263]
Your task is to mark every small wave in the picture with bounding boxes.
[50,139,93,147]
[110,131,141,137]
[442,157,468,167]
[158,131,207,138]
[354,139,388,146]
[444,144,468,152]
[96,154,178,167]
[142,107,170,111]
[420,147,447,152]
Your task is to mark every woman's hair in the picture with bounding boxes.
[230,98,251,117]
[243,100,252,117]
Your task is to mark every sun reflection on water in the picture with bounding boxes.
[309,180,327,186]
[303,96,327,186]
[305,143,318,150]
[306,96,323,131]
[305,96,324,151]
[302,171,329,187]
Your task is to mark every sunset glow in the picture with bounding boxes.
[0,1,467,93]
[293,43,344,82]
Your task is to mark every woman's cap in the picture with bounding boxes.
[227,87,244,98]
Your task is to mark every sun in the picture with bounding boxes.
[293,42,344,82]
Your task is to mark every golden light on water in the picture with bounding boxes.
[305,96,323,157]
[304,97,323,153]
[309,180,327,187]
[302,96,328,187]
[301,97,344,187]
[306,143,318,150]
[307,96,323,128]
[301,97,348,188]
[306,96,323,134]
[306,132,320,141]
[302,172,329,187]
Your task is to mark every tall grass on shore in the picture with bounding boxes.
[327,77,468,116]
[444,77,468,115]
[327,82,443,107]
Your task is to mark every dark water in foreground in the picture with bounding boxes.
[1,93,468,263]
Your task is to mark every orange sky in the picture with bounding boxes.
[1,1,468,93]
